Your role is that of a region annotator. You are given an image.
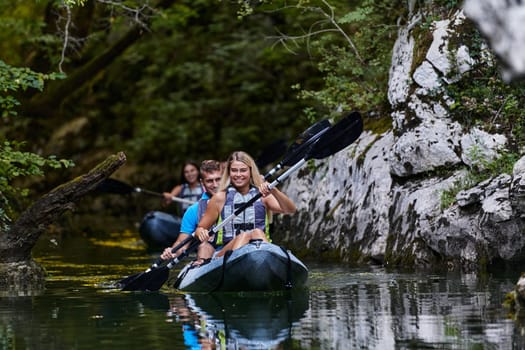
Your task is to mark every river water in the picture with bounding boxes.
[1,228,524,350]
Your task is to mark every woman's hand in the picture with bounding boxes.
[162,192,173,206]
[259,181,271,197]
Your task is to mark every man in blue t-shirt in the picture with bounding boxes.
[160,160,222,262]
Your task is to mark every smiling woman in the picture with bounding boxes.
[195,150,297,256]
[162,161,203,215]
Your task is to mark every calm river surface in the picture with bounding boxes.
[1,228,525,350]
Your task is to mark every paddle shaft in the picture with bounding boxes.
[121,168,290,290]
[106,119,331,205]
[162,122,333,264]
[182,111,362,262]
[146,234,195,270]
[134,187,195,205]
[159,164,302,264]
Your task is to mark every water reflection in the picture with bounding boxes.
[300,265,517,349]
[167,291,309,349]
[1,231,523,349]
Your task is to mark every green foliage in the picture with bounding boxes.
[469,148,518,182]
[0,60,64,117]
[97,0,321,172]
[447,65,525,150]
[263,0,400,119]
[0,59,71,231]
[440,179,463,210]
[0,2,53,66]
[441,20,525,150]
[64,0,87,6]
[432,0,461,10]
[339,4,373,23]
[421,8,525,209]
[0,0,401,198]
[440,149,519,209]
[0,141,75,230]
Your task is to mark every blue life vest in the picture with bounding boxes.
[197,196,209,219]
[216,186,267,245]
[180,183,203,213]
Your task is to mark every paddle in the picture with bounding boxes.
[263,118,331,180]
[122,111,363,292]
[96,178,195,205]
[116,118,333,289]
[116,234,195,288]
[255,138,288,169]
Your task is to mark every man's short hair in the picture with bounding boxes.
[200,160,221,174]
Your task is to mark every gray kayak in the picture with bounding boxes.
[174,241,308,292]
[138,210,181,250]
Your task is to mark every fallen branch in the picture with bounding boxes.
[0,151,127,264]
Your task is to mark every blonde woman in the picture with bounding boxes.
[194,151,296,259]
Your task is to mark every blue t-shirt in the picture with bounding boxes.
[180,192,210,234]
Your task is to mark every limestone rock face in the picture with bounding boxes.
[274,7,525,271]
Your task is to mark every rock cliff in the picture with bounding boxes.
[275,5,525,272]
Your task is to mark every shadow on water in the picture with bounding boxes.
[2,221,525,349]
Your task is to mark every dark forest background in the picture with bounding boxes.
[0,0,412,227]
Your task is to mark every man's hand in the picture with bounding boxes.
[195,227,211,242]
[160,247,176,260]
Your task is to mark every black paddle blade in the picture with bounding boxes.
[281,119,332,166]
[308,111,363,160]
[121,266,170,291]
[117,271,145,288]
[96,178,135,195]
[117,256,164,288]
[255,138,288,168]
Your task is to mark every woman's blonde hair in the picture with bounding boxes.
[219,151,263,191]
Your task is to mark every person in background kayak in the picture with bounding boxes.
[162,160,203,214]
[194,151,296,258]
[160,160,222,262]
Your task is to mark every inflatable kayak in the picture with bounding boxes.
[174,241,308,292]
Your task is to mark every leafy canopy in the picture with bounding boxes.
[0,59,73,231]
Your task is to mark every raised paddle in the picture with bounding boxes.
[263,118,331,180]
[121,111,363,292]
[96,178,195,205]
[116,118,332,289]
[255,138,288,169]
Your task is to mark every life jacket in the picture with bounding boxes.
[180,183,203,213]
[215,186,268,246]
[197,196,209,219]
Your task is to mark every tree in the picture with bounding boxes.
[0,60,74,231]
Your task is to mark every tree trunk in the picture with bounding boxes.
[0,151,126,293]
[1,151,126,262]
